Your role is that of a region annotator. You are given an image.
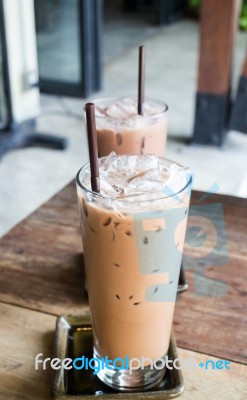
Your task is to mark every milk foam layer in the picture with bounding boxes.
[95,97,167,129]
[79,153,190,202]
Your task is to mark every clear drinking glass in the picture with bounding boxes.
[93,97,168,157]
[76,156,192,392]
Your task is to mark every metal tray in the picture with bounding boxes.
[53,315,184,399]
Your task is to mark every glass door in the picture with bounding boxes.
[34,0,102,98]
[0,0,10,128]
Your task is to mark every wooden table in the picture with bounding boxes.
[0,182,246,399]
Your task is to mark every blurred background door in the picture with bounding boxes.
[0,1,9,129]
[34,0,102,98]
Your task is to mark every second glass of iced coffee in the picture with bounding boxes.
[94,96,168,157]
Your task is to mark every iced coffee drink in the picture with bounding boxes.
[94,97,168,157]
[76,153,191,391]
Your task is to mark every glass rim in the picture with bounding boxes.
[76,156,192,203]
[85,96,168,120]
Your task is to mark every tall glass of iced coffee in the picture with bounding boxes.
[76,153,191,392]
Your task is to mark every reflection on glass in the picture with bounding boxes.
[0,20,7,128]
[35,0,80,83]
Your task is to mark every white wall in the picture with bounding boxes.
[3,0,40,123]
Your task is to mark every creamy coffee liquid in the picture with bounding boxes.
[94,97,168,157]
[77,154,191,362]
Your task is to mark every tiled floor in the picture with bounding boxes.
[0,18,246,238]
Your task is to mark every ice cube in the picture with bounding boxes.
[95,105,107,117]
[143,101,161,116]
[138,154,160,171]
[100,171,126,197]
[120,98,137,116]
[126,176,164,194]
[106,102,129,119]
[100,152,116,171]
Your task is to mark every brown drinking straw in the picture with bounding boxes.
[138,45,146,115]
[85,103,100,193]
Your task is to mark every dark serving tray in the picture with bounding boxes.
[53,315,184,399]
